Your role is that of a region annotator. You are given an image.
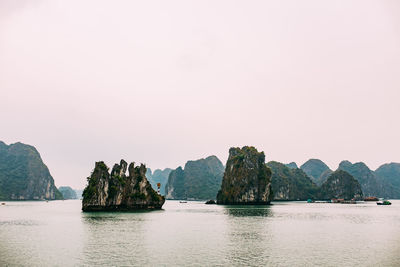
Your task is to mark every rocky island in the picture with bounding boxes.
[338,160,387,197]
[82,160,165,211]
[0,141,63,200]
[217,146,273,205]
[318,170,363,200]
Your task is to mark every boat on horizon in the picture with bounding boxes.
[377,200,391,206]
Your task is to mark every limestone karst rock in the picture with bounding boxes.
[375,163,400,198]
[318,170,363,200]
[82,160,165,211]
[165,156,224,200]
[285,162,298,169]
[217,146,273,205]
[58,186,78,199]
[0,141,62,200]
[267,161,318,200]
[300,159,332,186]
[338,161,385,197]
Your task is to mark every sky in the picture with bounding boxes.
[1,0,400,189]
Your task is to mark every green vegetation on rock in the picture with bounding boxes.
[318,170,363,200]
[285,162,298,169]
[165,156,224,200]
[0,141,62,200]
[82,159,165,211]
[338,161,387,197]
[217,146,273,204]
[267,161,318,200]
[375,163,400,198]
[300,159,332,186]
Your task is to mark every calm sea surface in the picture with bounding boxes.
[1,200,399,266]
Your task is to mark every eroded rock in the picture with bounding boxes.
[82,160,165,211]
[217,146,273,205]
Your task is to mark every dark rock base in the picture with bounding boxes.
[217,201,271,205]
[82,204,164,212]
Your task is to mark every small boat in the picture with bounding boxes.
[179,201,187,203]
[377,200,391,206]
[1,202,5,205]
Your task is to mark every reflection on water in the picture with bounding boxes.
[1,200,400,266]
[224,205,272,266]
[224,205,272,217]
[82,211,151,266]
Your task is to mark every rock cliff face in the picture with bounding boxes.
[58,186,78,199]
[375,163,400,198]
[267,161,318,200]
[165,156,224,200]
[338,161,386,197]
[217,146,273,204]
[146,168,172,195]
[0,141,63,200]
[82,160,165,211]
[300,159,332,186]
[285,162,298,169]
[318,170,363,200]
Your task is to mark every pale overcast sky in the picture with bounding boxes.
[1,0,400,188]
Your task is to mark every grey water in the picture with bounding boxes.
[1,200,399,266]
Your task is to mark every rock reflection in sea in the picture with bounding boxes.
[224,205,272,217]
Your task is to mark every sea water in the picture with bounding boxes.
[1,200,399,266]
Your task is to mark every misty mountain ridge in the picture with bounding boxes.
[146,168,172,195]
[165,155,224,200]
[1,140,399,201]
[300,159,332,186]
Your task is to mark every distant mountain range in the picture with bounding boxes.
[268,161,363,201]
[146,168,172,195]
[298,159,400,198]
[1,140,399,201]
[165,156,224,200]
[58,186,78,199]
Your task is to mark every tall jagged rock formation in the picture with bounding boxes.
[217,146,273,205]
[82,160,165,211]
[0,141,62,200]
